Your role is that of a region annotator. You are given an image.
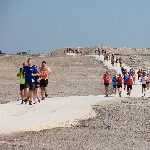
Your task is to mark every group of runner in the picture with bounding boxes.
[17,58,51,105]
[102,54,150,97]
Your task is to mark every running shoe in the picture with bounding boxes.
[38,99,41,103]
[45,93,48,97]
[106,94,108,97]
[33,100,37,104]
[41,97,45,100]
[24,99,28,104]
[21,100,24,104]
[29,101,32,105]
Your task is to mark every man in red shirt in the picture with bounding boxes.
[117,74,123,97]
[103,71,110,97]
[127,75,133,96]
[137,69,142,81]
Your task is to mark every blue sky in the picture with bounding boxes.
[0,0,150,54]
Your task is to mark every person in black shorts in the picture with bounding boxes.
[23,58,38,105]
[17,62,27,104]
[33,65,41,104]
[39,61,49,100]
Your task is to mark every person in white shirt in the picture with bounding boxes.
[141,72,148,97]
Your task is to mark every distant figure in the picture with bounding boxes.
[112,75,118,94]
[141,72,148,97]
[102,49,104,55]
[66,48,69,53]
[103,71,110,97]
[98,49,100,56]
[137,69,142,80]
[127,75,133,96]
[117,74,123,97]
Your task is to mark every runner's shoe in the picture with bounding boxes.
[41,97,45,100]
[24,99,28,104]
[21,100,24,104]
[45,93,48,97]
[33,100,37,104]
[38,99,41,103]
[29,101,32,105]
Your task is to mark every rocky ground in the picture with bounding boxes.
[0,47,150,150]
[1,100,150,150]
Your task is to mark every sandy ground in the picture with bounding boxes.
[0,51,150,149]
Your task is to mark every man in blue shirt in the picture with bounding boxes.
[23,58,38,105]
[112,75,118,94]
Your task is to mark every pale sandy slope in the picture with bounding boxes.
[0,54,149,135]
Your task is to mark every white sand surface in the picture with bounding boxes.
[0,96,119,134]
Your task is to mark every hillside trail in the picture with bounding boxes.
[93,54,150,98]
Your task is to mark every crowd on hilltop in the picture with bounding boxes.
[17,58,51,105]
[97,49,150,97]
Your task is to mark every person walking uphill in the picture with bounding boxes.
[127,75,133,96]
[23,58,38,105]
[103,71,110,97]
[112,75,118,94]
[39,61,49,100]
[117,74,123,97]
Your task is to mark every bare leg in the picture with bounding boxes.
[41,86,45,99]
[105,86,108,96]
[29,90,34,103]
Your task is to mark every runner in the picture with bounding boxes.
[44,66,51,97]
[112,75,118,94]
[33,65,41,104]
[111,55,115,67]
[103,71,110,97]
[104,53,108,61]
[141,72,148,97]
[117,74,123,97]
[17,62,27,104]
[132,70,136,84]
[119,57,122,64]
[98,49,100,56]
[146,73,150,90]
[23,58,38,105]
[127,75,133,96]
[123,73,129,90]
[120,63,124,72]
[39,61,49,100]
[137,69,142,81]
